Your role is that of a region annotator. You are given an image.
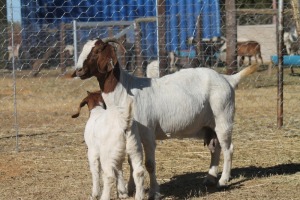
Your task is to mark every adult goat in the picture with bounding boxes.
[71,38,258,199]
[219,40,263,66]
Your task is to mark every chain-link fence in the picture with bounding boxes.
[1,0,300,149]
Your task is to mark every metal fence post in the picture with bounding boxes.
[8,0,19,152]
[73,20,78,67]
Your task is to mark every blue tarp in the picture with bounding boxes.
[21,0,221,58]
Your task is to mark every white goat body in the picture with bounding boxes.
[73,39,258,199]
[73,91,144,200]
[146,60,159,78]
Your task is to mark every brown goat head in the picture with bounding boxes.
[73,38,121,80]
[72,90,105,118]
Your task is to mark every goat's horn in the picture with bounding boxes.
[102,37,126,52]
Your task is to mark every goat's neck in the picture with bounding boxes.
[97,62,120,93]
[99,61,152,106]
[98,62,130,107]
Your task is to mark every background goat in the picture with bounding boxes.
[72,38,258,199]
[284,27,299,55]
[219,40,263,66]
[72,91,144,200]
[237,41,263,66]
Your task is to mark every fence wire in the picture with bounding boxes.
[0,1,299,152]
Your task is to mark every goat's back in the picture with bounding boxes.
[84,105,128,176]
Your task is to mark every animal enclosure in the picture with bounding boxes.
[1,1,300,199]
[0,68,299,199]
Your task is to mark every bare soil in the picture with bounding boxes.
[0,66,299,200]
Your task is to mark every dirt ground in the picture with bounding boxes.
[0,66,299,200]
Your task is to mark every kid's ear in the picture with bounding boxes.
[71,99,87,118]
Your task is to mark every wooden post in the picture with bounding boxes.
[196,14,205,65]
[119,26,127,69]
[277,0,284,128]
[225,0,237,74]
[157,0,168,77]
[134,21,144,77]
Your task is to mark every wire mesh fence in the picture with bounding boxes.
[0,1,300,199]
[1,1,299,149]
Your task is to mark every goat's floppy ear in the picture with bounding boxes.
[71,99,87,118]
[105,45,118,72]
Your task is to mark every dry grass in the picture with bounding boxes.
[0,66,299,200]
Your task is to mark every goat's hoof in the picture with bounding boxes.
[118,193,129,199]
[203,174,218,186]
[89,194,99,200]
[217,178,230,189]
[148,190,161,200]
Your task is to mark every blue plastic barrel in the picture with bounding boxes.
[271,55,300,66]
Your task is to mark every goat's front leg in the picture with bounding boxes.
[239,56,245,66]
[141,131,160,200]
[88,150,101,199]
[100,167,115,200]
[116,168,129,199]
[126,127,145,200]
[127,156,135,196]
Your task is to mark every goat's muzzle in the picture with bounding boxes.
[74,68,90,79]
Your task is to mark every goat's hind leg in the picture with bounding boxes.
[204,102,234,188]
[203,128,221,186]
[215,121,234,188]
[141,131,160,200]
[126,127,145,200]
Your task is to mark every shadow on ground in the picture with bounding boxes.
[159,163,300,199]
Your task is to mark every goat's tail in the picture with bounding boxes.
[223,63,258,89]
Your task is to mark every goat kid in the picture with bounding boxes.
[72,38,258,199]
[72,91,144,200]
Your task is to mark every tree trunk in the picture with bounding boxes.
[225,0,237,74]
[157,0,168,77]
